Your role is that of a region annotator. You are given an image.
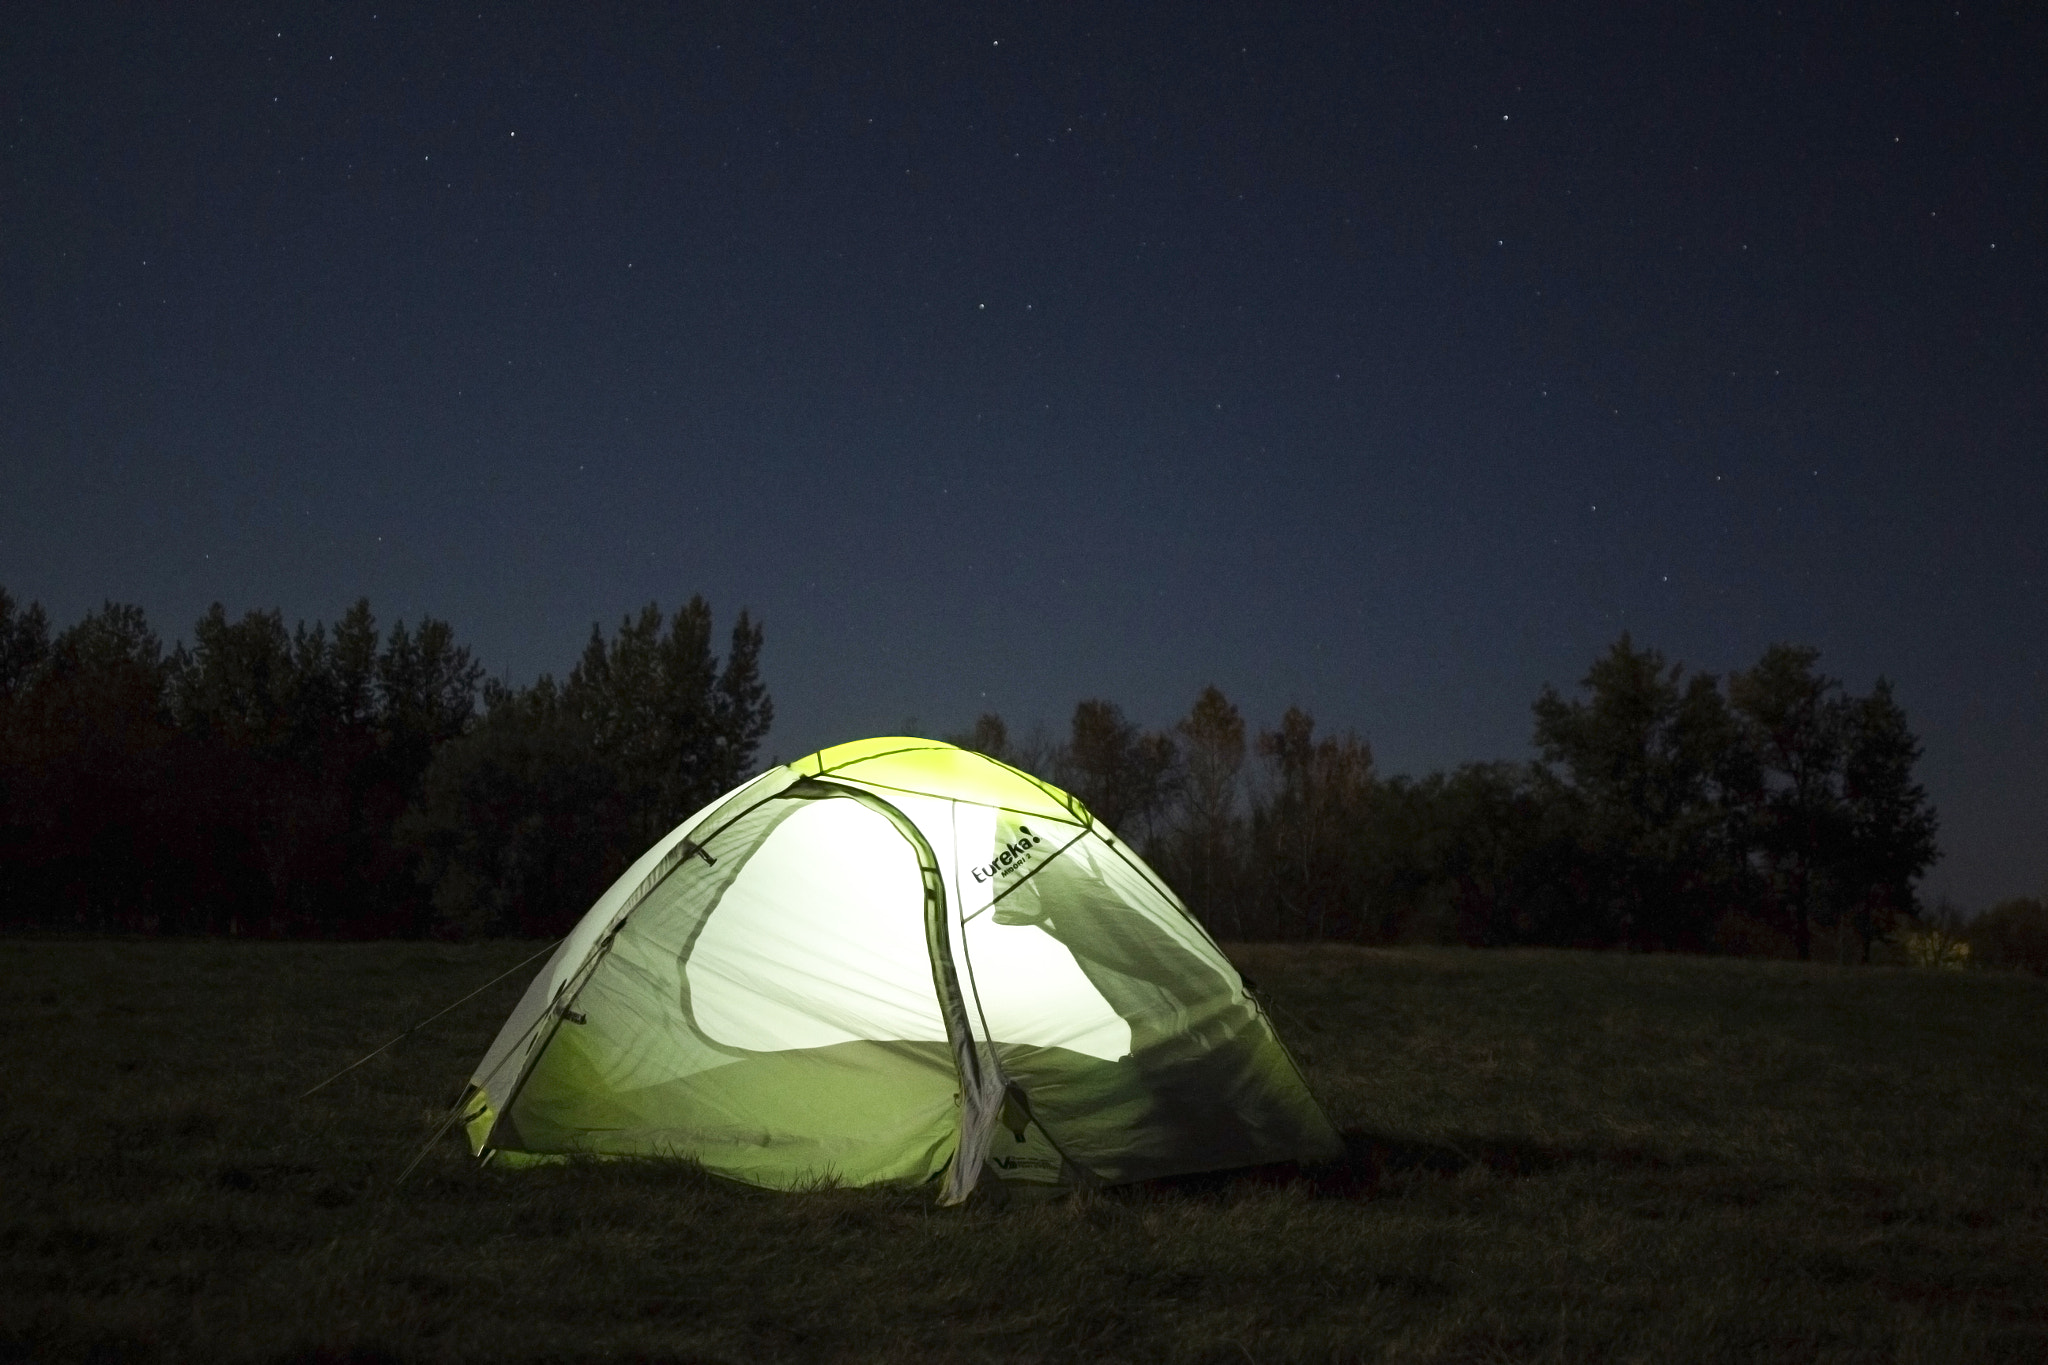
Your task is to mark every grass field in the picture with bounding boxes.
[3,939,2044,1363]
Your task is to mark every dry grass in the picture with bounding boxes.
[2,938,2044,1362]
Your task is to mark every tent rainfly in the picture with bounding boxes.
[462,737,1341,1202]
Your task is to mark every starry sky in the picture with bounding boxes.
[3,2,2042,907]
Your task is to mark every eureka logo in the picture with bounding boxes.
[971,826,1044,884]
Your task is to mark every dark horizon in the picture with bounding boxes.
[3,1,2042,908]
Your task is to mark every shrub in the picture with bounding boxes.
[1900,927,1970,970]
[1968,897,2048,975]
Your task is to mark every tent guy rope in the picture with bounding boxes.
[299,938,562,1101]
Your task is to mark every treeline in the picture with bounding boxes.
[0,582,1963,959]
[957,635,1943,961]
[0,588,770,938]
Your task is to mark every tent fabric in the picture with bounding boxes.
[462,738,1341,1200]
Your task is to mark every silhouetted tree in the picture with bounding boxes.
[377,617,485,791]
[559,597,772,850]
[1250,707,1375,940]
[0,590,52,911]
[0,587,772,939]
[950,712,1011,762]
[405,598,773,936]
[944,711,1059,783]
[1532,634,1745,949]
[1728,645,1852,960]
[0,588,51,705]
[1423,763,1582,947]
[168,605,316,932]
[1836,679,1940,960]
[1162,686,1248,936]
[401,678,618,938]
[1058,699,1179,844]
[154,600,483,934]
[1,602,178,930]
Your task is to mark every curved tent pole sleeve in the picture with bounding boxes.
[820,783,1004,1206]
[951,803,1001,1049]
[944,807,1107,1192]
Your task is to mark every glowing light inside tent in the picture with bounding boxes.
[688,799,949,1050]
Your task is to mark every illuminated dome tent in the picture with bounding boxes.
[462,737,1340,1202]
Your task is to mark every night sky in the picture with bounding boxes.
[3,3,2042,907]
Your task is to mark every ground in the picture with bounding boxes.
[3,939,2044,1362]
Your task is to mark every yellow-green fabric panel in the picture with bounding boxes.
[462,1091,497,1155]
[499,1030,959,1189]
[998,1019,1339,1183]
[787,738,1085,826]
[983,1108,1068,1185]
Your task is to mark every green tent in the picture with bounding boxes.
[463,737,1340,1202]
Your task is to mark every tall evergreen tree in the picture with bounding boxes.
[562,596,773,850]
[377,616,484,792]
[0,589,52,912]
[168,605,311,932]
[408,598,773,936]
[172,605,300,756]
